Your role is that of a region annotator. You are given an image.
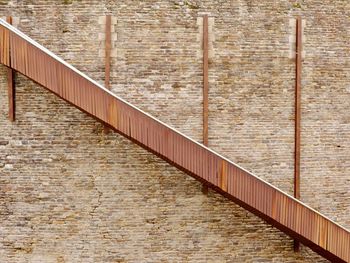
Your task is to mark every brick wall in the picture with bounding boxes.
[0,0,349,262]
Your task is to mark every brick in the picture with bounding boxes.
[0,1,348,262]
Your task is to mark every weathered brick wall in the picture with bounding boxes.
[0,0,349,262]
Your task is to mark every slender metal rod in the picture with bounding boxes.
[105,15,111,90]
[294,16,302,252]
[202,15,209,194]
[6,16,15,122]
[203,15,209,146]
[104,15,112,134]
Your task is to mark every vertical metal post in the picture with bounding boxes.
[202,15,209,195]
[203,15,209,146]
[104,15,112,133]
[294,16,302,252]
[6,16,15,122]
[105,15,111,90]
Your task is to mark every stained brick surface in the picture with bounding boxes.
[0,1,349,262]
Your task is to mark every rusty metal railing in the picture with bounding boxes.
[0,19,349,262]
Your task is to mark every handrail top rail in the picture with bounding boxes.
[1,18,349,234]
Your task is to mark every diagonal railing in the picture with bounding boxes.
[0,19,349,262]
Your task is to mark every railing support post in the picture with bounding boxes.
[201,14,209,195]
[6,16,15,122]
[294,16,302,252]
[104,14,112,134]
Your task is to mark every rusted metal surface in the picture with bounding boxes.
[203,15,209,146]
[6,16,15,122]
[202,15,209,194]
[295,16,302,204]
[0,22,10,66]
[105,15,111,90]
[0,20,349,263]
[104,15,112,134]
[294,16,302,252]
[7,54,15,121]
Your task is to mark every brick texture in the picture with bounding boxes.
[0,0,349,262]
